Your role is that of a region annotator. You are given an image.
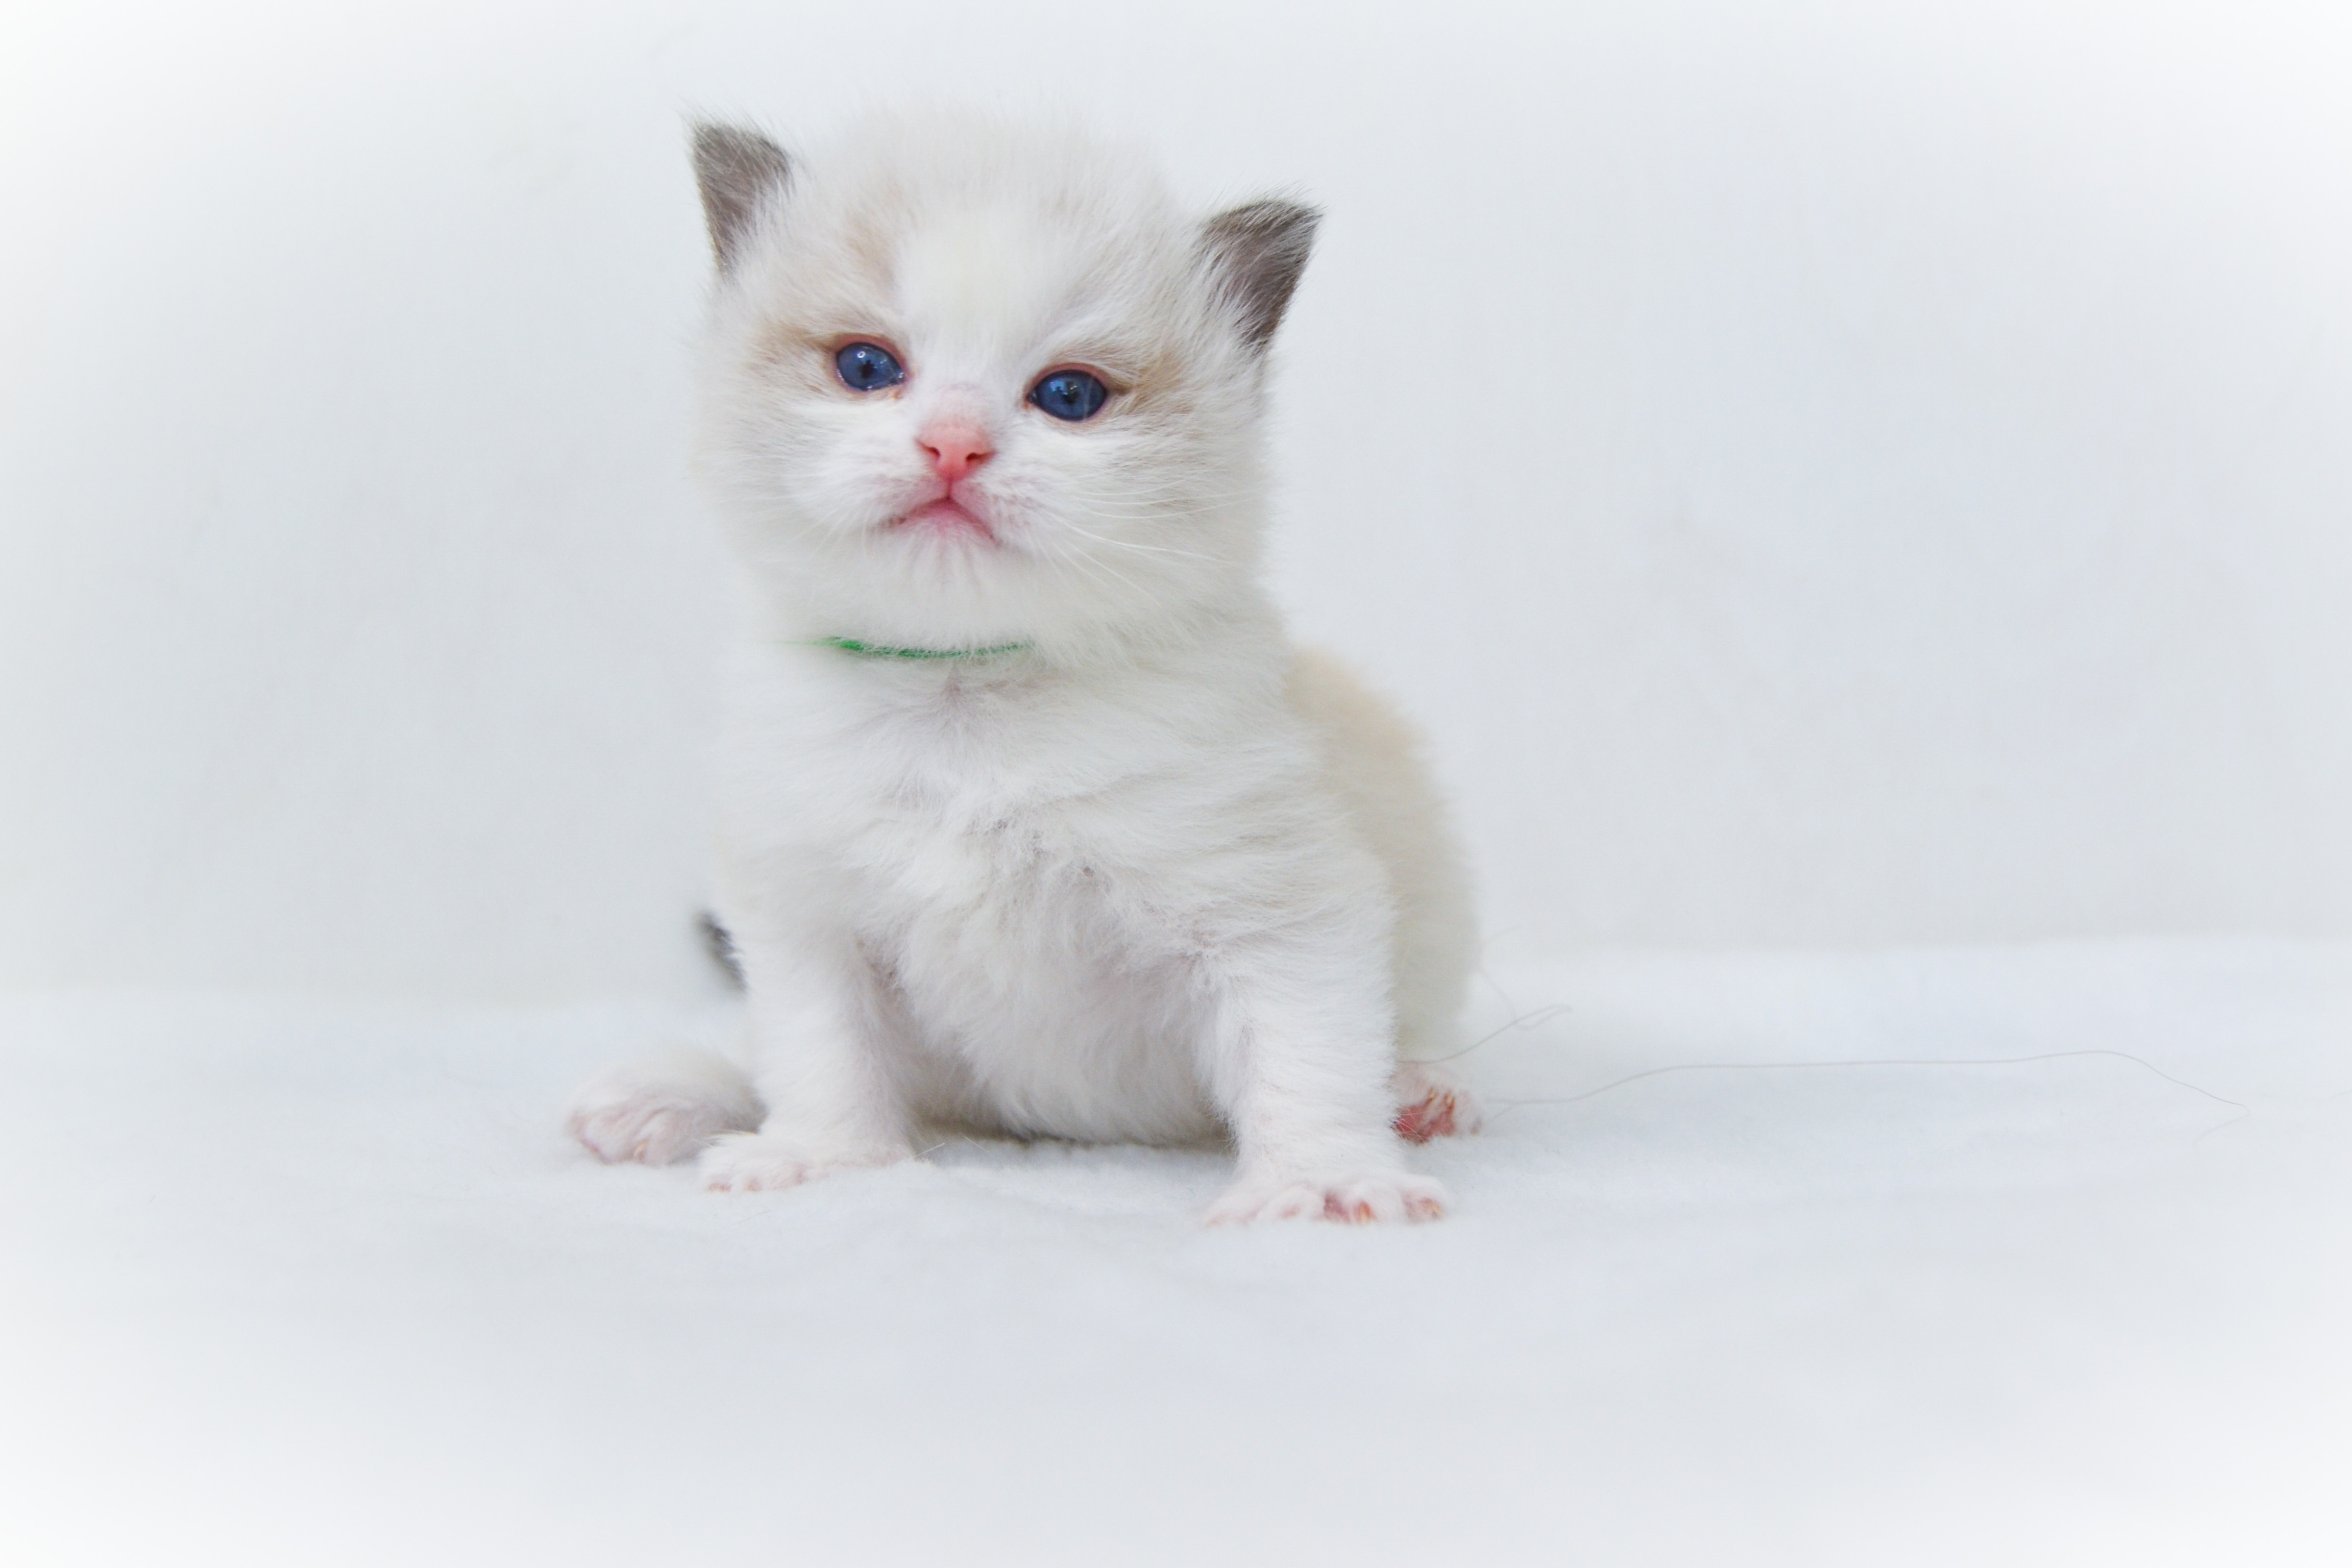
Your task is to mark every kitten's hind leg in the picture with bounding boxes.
[1391,1060,1484,1144]
[565,1048,763,1165]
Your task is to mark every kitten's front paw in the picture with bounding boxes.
[1204,1168,1448,1226]
[698,1133,910,1193]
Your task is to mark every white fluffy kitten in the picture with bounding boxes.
[566,113,1479,1223]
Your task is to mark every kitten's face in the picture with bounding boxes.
[692,117,1314,651]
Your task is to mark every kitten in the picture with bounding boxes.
[565,113,1480,1222]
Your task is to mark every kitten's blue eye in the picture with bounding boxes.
[834,341,905,393]
[1029,369,1109,422]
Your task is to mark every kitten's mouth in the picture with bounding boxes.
[894,497,997,544]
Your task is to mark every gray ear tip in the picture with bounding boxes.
[691,119,762,146]
[1216,195,1321,239]
[1265,201,1321,251]
[689,121,789,174]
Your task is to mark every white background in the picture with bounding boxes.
[3,0,2348,1000]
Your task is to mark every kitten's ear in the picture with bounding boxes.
[691,122,792,274]
[1197,199,1320,353]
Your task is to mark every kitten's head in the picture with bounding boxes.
[689,113,1316,653]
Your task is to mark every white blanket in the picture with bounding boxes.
[5,939,2346,1565]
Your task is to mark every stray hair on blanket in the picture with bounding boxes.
[1420,1001,1575,1065]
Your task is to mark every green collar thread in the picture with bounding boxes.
[807,635,1033,660]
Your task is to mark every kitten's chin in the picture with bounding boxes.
[891,498,997,546]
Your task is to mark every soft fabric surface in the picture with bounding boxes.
[5,940,2347,1565]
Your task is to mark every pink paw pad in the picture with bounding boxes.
[1320,1190,1445,1222]
[1392,1090,1460,1144]
[1389,1064,1485,1144]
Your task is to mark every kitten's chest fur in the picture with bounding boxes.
[876,812,1214,1142]
[724,650,1297,1142]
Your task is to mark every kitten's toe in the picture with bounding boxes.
[698,1133,910,1193]
[1390,1061,1485,1144]
[565,1050,762,1165]
[1205,1168,1447,1226]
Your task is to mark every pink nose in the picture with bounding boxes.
[918,421,994,483]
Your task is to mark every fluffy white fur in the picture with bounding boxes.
[566,112,1479,1223]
